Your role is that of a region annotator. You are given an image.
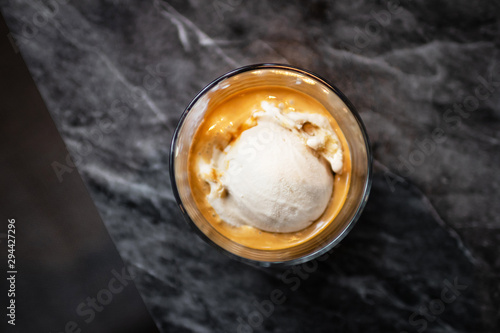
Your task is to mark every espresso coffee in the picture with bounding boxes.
[188,86,351,250]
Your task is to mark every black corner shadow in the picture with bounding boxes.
[0,11,159,333]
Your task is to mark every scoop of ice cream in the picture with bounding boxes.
[256,101,343,174]
[199,101,343,233]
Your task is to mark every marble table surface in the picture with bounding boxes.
[2,0,499,332]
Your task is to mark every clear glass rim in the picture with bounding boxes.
[169,63,373,267]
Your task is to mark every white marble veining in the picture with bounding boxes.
[1,0,498,332]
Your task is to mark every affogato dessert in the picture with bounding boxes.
[188,86,351,250]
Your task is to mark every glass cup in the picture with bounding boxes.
[170,64,372,266]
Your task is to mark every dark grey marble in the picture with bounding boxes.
[1,0,499,332]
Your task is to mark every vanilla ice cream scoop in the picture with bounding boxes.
[199,101,343,233]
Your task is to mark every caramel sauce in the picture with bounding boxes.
[188,86,351,250]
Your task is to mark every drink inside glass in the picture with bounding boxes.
[170,64,372,265]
